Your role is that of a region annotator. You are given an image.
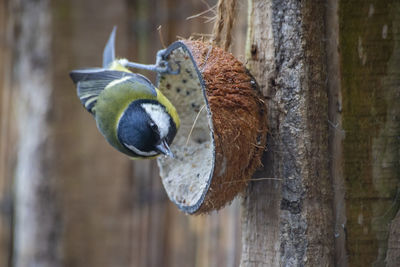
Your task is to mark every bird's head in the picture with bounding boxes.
[117,100,177,158]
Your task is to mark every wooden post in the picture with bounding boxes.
[241,1,334,266]
[336,1,400,265]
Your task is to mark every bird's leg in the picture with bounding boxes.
[122,49,180,75]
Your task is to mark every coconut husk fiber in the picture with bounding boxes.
[156,40,267,214]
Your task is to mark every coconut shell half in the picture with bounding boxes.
[156,40,267,214]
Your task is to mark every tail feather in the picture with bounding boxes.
[103,26,117,68]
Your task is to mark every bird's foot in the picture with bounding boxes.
[122,48,180,75]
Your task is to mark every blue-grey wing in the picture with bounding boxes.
[70,68,156,113]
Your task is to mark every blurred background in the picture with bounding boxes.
[0,0,248,266]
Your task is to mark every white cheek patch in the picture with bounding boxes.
[123,143,158,156]
[141,103,170,139]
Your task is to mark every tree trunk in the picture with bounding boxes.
[241,0,333,266]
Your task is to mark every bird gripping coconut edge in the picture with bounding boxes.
[70,27,267,214]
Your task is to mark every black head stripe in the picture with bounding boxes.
[117,99,177,155]
[117,100,159,153]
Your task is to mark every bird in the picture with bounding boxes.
[70,27,180,159]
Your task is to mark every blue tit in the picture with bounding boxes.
[70,27,180,158]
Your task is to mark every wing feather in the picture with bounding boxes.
[70,69,156,113]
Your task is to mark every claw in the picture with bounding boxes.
[156,60,180,75]
[156,49,167,65]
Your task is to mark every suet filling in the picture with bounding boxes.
[157,47,214,210]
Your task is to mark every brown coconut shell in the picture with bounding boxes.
[156,40,267,214]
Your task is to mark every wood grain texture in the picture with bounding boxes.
[241,0,334,266]
[0,1,14,267]
[387,209,400,266]
[52,1,134,266]
[326,0,347,266]
[339,1,400,266]
[241,2,281,265]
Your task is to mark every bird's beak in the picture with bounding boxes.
[156,139,174,158]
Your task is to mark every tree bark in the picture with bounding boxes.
[241,1,334,266]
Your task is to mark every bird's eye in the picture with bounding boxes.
[149,121,158,131]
